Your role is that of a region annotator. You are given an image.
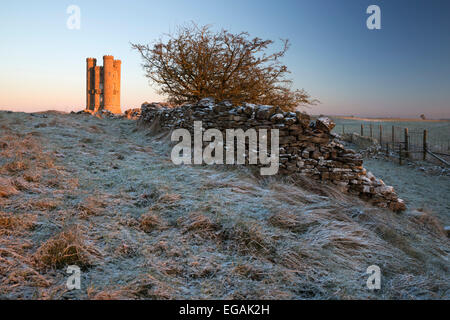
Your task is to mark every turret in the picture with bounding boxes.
[113,59,121,112]
[94,66,102,111]
[103,55,115,111]
[86,58,96,110]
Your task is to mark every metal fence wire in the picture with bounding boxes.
[341,123,450,166]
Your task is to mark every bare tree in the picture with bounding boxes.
[131,23,318,111]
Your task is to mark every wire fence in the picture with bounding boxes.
[340,123,450,166]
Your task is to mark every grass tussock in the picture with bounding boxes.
[114,242,138,257]
[200,179,258,194]
[408,209,446,237]
[88,289,133,300]
[2,157,30,173]
[268,211,318,233]
[0,212,48,292]
[139,211,166,233]
[0,177,19,197]
[158,193,181,204]
[0,211,36,234]
[221,222,275,256]
[31,199,60,211]
[233,264,265,281]
[17,198,61,212]
[11,176,35,192]
[126,275,175,299]
[77,196,107,218]
[179,213,221,239]
[33,227,100,270]
[23,171,41,183]
[373,224,427,263]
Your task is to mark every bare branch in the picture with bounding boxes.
[131,23,318,110]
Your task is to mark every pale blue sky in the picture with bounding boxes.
[0,0,449,118]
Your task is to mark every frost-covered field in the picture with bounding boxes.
[361,158,449,225]
[0,111,448,299]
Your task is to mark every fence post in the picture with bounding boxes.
[392,126,394,144]
[379,125,382,146]
[404,128,409,158]
[423,129,427,161]
[342,125,345,135]
[399,143,403,165]
[361,124,363,136]
[370,124,373,138]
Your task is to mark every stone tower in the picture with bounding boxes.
[86,55,121,114]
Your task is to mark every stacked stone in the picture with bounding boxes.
[139,98,405,211]
[124,108,142,120]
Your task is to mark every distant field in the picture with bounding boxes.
[330,117,450,155]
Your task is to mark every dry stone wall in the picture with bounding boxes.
[139,98,406,211]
